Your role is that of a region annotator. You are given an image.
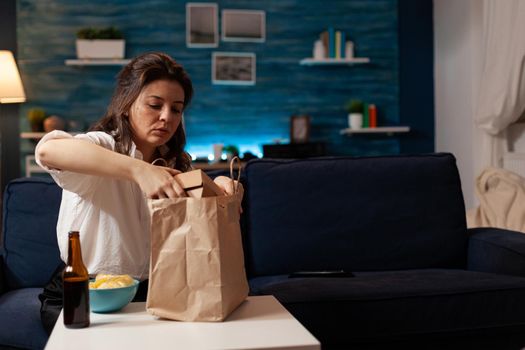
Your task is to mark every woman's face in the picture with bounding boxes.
[128,79,185,157]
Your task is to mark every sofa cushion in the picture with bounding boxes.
[468,227,525,277]
[250,269,525,346]
[2,177,62,289]
[243,154,468,277]
[0,288,48,350]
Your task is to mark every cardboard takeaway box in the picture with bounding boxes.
[175,169,225,198]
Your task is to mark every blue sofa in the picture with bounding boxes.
[0,177,61,350]
[3,153,525,350]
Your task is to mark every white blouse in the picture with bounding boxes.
[35,130,151,280]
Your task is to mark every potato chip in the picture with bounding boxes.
[89,274,134,289]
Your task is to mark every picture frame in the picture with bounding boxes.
[186,3,219,48]
[290,115,311,143]
[221,10,266,43]
[212,52,256,85]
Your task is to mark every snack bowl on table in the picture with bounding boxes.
[89,275,139,313]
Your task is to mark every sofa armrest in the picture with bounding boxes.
[0,254,6,295]
[467,227,525,277]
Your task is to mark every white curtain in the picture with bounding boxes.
[476,0,525,167]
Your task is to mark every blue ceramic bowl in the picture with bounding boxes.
[89,279,139,313]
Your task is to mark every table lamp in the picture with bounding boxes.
[0,50,26,190]
[0,50,26,103]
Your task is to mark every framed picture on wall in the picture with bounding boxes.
[212,52,256,85]
[186,3,219,48]
[221,10,266,42]
[290,115,311,143]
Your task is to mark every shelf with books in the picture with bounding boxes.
[339,126,410,136]
[309,27,365,65]
[300,57,370,66]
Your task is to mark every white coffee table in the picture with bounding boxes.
[45,295,320,350]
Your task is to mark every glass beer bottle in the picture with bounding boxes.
[62,231,90,328]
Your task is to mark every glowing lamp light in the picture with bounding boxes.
[0,51,26,104]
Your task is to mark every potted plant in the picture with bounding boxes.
[223,145,240,162]
[27,108,47,132]
[75,26,125,59]
[345,99,364,130]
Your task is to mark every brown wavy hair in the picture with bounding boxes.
[90,52,193,171]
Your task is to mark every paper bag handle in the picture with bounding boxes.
[229,156,242,194]
[152,158,168,166]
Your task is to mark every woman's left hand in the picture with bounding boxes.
[213,176,243,196]
[133,162,186,199]
[214,176,244,213]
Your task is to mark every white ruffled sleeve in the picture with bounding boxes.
[35,130,116,196]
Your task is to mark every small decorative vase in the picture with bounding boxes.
[43,115,66,132]
[212,143,223,163]
[313,40,325,60]
[348,113,363,130]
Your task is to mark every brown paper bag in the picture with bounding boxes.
[146,159,249,321]
[174,169,225,198]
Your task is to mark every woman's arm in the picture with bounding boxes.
[37,138,186,198]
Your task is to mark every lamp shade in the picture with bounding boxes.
[0,50,26,104]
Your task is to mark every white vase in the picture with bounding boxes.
[345,41,354,59]
[348,113,363,130]
[313,40,325,60]
[212,143,224,163]
[76,39,125,59]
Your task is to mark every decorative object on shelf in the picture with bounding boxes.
[212,52,256,85]
[362,102,369,128]
[345,99,364,130]
[301,28,370,65]
[321,27,347,59]
[290,115,311,143]
[368,104,377,128]
[221,10,266,43]
[43,115,65,132]
[349,113,363,130]
[313,39,325,60]
[345,41,354,59]
[223,145,240,161]
[27,108,46,132]
[212,143,223,163]
[76,27,125,60]
[186,3,219,48]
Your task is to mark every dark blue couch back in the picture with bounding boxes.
[243,153,468,277]
[1,154,468,285]
[2,177,62,289]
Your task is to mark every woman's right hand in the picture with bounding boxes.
[132,162,186,199]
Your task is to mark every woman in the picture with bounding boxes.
[36,51,236,333]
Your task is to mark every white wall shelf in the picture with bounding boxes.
[300,57,370,66]
[21,132,80,177]
[21,132,46,139]
[65,59,131,66]
[21,132,81,139]
[340,126,410,136]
